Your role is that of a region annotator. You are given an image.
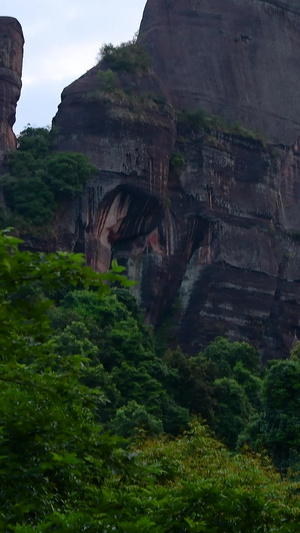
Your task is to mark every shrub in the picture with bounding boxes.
[98,68,119,92]
[17,126,51,157]
[177,109,207,134]
[177,108,268,144]
[170,152,186,177]
[98,38,151,74]
[1,127,97,226]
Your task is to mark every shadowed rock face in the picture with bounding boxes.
[0,17,24,158]
[51,63,300,360]
[139,0,300,143]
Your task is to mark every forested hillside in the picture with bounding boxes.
[3,2,300,529]
[1,228,300,531]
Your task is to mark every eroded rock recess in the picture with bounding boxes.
[2,2,300,360]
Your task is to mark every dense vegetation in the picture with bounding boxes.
[50,288,189,437]
[97,39,154,101]
[177,108,268,145]
[0,127,97,226]
[1,230,300,530]
[98,38,151,75]
[0,120,299,529]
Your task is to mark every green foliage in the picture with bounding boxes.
[0,230,137,530]
[99,38,151,74]
[1,127,97,226]
[6,420,300,531]
[98,68,119,92]
[134,421,300,532]
[241,358,300,472]
[50,288,189,436]
[291,341,300,360]
[233,361,262,410]
[177,109,208,134]
[45,152,96,198]
[177,108,268,144]
[1,230,300,530]
[203,336,260,375]
[212,377,250,449]
[165,338,262,449]
[17,125,52,157]
[2,173,57,225]
[0,230,131,359]
[109,400,164,438]
[169,152,186,177]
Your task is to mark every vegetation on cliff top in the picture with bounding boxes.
[0,127,97,226]
[177,108,268,146]
[98,37,151,75]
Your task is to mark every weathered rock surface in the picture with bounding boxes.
[139,0,300,144]
[51,67,300,360]
[0,17,24,159]
[3,6,300,360]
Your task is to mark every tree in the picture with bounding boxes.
[212,377,250,449]
[242,359,300,472]
[50,288,190,435]
[100,421,300,532]
[0,230,134,530]
[1,127,97,226]
[165,338,262,448]
[1,231,300,531]
[109,400,164,438]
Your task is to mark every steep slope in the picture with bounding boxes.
[52,67,300,360]
[2,4,300,360]
[139,0,300,143]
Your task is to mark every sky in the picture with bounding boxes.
[1,0,147,134]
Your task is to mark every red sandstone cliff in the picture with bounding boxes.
[51,67,300,359]
[2,4,300,360]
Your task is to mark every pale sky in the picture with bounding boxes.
[1,1,147,133]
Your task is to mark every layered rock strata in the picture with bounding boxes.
[52,68,300,359]
[0,17,24,159]
[3,5,300,360]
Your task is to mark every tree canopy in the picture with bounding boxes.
[0,127,97,226]
[1,229,300,530]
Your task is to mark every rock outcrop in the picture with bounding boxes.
[51,62,300,360]
[3,4,300,360]
[139,0,300,144]
[0,17,24,159]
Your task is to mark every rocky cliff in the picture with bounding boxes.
[140,0,300,144]
[52,82,300,359]
[0,17,23,160]
[2,3,300,360]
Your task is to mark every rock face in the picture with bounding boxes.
[139,0,300,144]
[5,5,300,360]
[0,17,24,159]
[51,68,300,360]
